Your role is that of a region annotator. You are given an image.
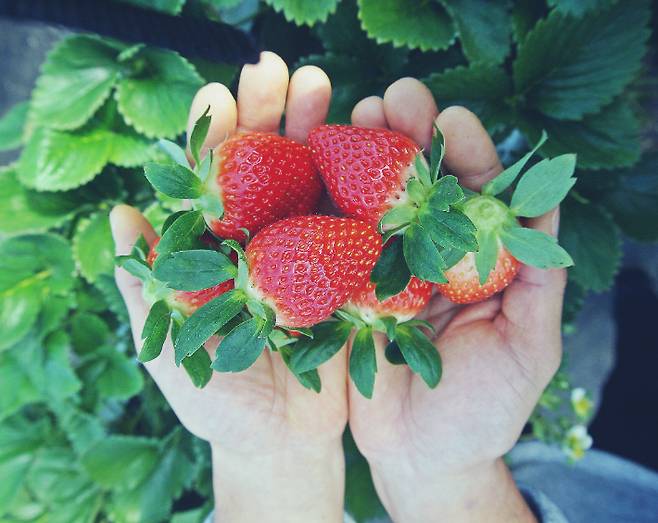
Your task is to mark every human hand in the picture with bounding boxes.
[348,81,564,522]
[111,52,345,523]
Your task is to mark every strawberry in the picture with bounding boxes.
[146,111,323,242]
[308,124,479,291]
[436,246,520,304]
[435,132,575,304]
[287,245,438,399]
[204,132,323,241]
[147,237,233,315]
[245,215,383,328]
[308,125,420,224]
[166,214,382,385]
[345,277,432,324]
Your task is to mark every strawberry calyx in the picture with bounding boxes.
[452,131,575,285]
[370,126,479,300]
[144,107,226,223]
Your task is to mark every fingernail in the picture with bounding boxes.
[552,208,561,236]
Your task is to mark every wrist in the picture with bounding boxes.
[370,458,536,523]
[211,439,345,523]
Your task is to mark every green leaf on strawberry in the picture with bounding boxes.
[155,211,206,257]
[289,321,353,374]
[144,163,204,199]
[212,317,269,372]
[370,239,411,301]
[174,289,248,365]
[139,300,171,363]
[181,346,213,389]
[152,249,236,291]
[394,325,442,388]
[349,327,377,399]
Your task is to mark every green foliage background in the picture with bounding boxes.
[0,0,656,521]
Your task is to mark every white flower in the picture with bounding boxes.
[570,387,593,419]
[563,424,593,460]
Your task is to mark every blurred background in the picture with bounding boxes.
[0,1,656,522]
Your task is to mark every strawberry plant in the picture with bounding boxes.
[0,0,656,522]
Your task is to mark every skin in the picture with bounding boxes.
[111,51,565,522]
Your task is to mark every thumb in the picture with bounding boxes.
[109,204,158,340]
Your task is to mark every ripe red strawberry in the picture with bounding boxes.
[146,128,323,243]
[245,215,382,327]
[346,277,433,323]
[308,125,420,224]
[204,133,323,241]
[147,237,233,315]
[436,246,521,304]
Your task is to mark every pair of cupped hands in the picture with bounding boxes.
[111,52,564,522]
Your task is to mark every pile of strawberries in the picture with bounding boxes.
[118,110,574,397]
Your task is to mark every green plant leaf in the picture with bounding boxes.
[290,321,353,373]
[482,131,547,196]
[96,349,144,400]
[440,0,512,64]
[116,47,203,139]
[153,249,236,291]
[510,154,577,217]
[73,211,115,283]
[517,99,640,170]
[265,0,339,25]
[371,239,411,301]
[513,1,650,120]
[156,210,206,257]
[181,348,213,388]
[423,64,513,132]
[603,152,658,242]
[358,0,455,51]
[0,233,75,295]
[139,301,171,362]
[18,126,110,191]
[419,209,478,252]
[349,327,377,399]
[501,226,573,269]
[212,318,268,372]
[0,101,28,151]
[71,312,111,354]
[30,35,123,130]
[95,274,129,322]
[188,108,211,167]
[395,325,442,388]
[279,345,322,392]
[511,0,546,43]
[81,436,159,490]
[559,198,620,292]
[108,430,196,523]
[0,167,75,235]
[474,229,498,285]
[122,0,186,13]
[174,289,247,364]
[403,223,447,283]
[0,285,42,352]
[547,0,616,17]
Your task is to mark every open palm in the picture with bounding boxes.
[111,52,346,453]
[346,80,565,482]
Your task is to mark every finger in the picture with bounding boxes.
[496,208,565,379]
[285,65,331,143]
[435,106,502,191]
[237,51,289,133]
[187,83,238,158]
[109,204,158,347]
[351,96,387,128]
[383,77,438,150]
